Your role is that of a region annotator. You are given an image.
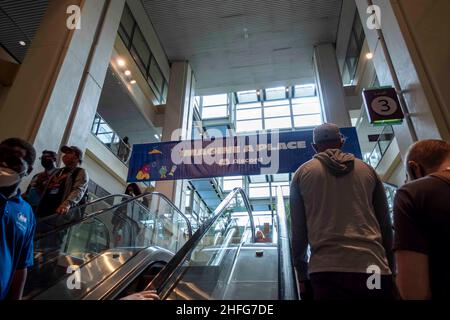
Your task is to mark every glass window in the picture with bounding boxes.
[294,114,322,128]
[185,189,192,208]
[223,176,243,191]
[236,119,263,133]
[249,183,271,198]
[202,105,228,119]
[263,100,289,107]
[272,173,290,182]
[237,108,262,121]
[237,90,259,103]
[236,102,262,110]
[265,87,287,100]
[265,117,292,130]
[131,28,150,72]
[264,105,291,118]
[292,102,321,115]
[149,58,164,93]
[203,94,228,106]
[291,97,318,105]
[271,185,290,196]
[162,82,169,102]
[249,175,267,183]
[294,85,316,98]
[119,6,134,40]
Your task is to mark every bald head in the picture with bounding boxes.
[406,140,450,181]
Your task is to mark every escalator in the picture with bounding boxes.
[143,187,299,300]
[24,192,193,300]
[25,187,298,300]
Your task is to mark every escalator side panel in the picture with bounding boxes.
[221,244,278,300]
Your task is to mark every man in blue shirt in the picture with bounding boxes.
[0,138,36,300]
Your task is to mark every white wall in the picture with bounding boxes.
[84,134,128,194]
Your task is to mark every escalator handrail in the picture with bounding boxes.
[275,187,299,300]
[35,192,193,241]
[145,187,255,295]
[36,194,132,226]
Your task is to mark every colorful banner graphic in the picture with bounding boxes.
[127,128,362,182]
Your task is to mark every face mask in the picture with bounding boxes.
[0,167,21,188]
[41,159,55,170]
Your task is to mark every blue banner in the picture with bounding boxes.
[127,128,362,182]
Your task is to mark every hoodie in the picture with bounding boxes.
[290,149,394,281]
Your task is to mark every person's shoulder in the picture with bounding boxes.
[292,158,320,179]
[399,175,443,194]
[354,158,375,172]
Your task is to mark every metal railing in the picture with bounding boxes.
[35,192,193,242]
[146,187,256,297]
[275,187,299,300]
[365,125,395,169]
[91,113,132,164]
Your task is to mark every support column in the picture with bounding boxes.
[313,43,352,128]
[156,61,196,210]
[355,0,450,159]
[0,0,125,175]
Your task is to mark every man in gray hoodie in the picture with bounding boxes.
[290,123,395,300]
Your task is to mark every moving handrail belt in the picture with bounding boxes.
[34,192,193,241]
[145,187,256,297]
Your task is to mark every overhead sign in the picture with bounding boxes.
[127,128,363,182]
[363,87,404,126]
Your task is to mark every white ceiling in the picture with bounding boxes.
[141,0,343,95]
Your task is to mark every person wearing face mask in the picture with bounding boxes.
[393,140,450,300]
[23,150,57,212]
[35,146,89,219]
[0,138,36,300]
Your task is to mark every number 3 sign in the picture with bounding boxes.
[363,87,404,125]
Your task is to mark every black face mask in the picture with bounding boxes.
[41,159,55,170]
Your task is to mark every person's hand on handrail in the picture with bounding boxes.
[120,290,160,300]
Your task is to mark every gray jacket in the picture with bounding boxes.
[290,149,394,281]
[43,167,89,208]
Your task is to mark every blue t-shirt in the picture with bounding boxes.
[0,191,36,300]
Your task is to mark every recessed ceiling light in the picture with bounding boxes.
[19,41,26,46]
[117,58,126,67]
[130,80,136,84]
[124,70,132,76]
[366,52,373,60]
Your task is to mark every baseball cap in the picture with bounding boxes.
[42,150,57,160]
[313,123,343,144]
[61,146,83,162]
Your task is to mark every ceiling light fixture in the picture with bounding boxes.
[19,41,26,46]
[117,58,126,67]
[124,70,132,76]
[130,80,136,84]
[366,52,374,60]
